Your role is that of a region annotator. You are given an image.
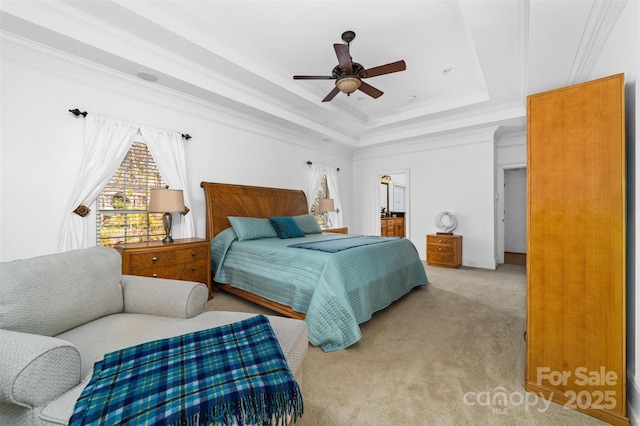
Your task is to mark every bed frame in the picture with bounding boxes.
[200,182,310,320]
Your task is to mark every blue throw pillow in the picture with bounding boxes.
[269,216,305,239]
[293,214,323,234]
[228,217,277,241]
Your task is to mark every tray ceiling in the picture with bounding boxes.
[0,0,620,150]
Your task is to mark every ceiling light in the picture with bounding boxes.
[408,95,417,102]
[443,67,456,75]
[335,77,361,95]
[137,72,159,82]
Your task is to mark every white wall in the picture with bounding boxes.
[588,0,639,422]
[353,127,498,269]
[0,39,352,262]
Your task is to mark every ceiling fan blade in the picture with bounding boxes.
[358,81,383,99]
[334,44,353,73]
[322,86,341,102]
[362,60,406,78]
[293,75,336,80]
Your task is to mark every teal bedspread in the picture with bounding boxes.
[211,230,428,351]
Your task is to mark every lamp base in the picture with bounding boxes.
[322,212,333,229]
[162,212,174,244]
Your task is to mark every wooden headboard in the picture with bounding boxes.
[200,182,309,239]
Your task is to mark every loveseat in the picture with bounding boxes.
[0,246,308,425]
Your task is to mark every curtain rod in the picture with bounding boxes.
[69,108,192,140]
[306,161,340,172]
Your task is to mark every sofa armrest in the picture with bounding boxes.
[0,330,81,408]
[121,275,208,318]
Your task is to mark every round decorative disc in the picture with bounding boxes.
[435,211,457,233]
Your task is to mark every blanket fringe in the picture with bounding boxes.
[169,387,303,426]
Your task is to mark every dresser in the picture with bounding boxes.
[114,238,211,298]
[526,74,627,424]
[381,217,404,237]
[426,234,462,268]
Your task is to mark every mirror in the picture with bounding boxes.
[380,173,406,216]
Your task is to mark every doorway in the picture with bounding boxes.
[376,170,409,237]
[503,168,526,265]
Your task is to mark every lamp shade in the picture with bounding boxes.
[318,198,335,212]
[149,188,184,213]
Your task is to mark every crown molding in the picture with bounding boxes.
[0,32,354,160]
[567,0,628,85]
[353,125,501,161]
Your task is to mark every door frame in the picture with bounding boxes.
[375,168,410,238]
[496,163,526,264]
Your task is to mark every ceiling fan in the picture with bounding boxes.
[293,31,406,102]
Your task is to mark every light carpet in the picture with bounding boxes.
[204,263,606,425]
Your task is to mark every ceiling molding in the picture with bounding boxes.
[567,0,628,85]
[2,1,612,155]
[353,125,501,161]
[0,32,354,160]
[359,101,525,147]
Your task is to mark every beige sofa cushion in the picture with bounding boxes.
[0,246,124,336]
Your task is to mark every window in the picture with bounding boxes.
[310,174,329,226]
[96,142,166,246]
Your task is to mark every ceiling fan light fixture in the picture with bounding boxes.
[336,77,361,94]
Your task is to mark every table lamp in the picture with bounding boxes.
[149,186,184,243]
[318,198,335,229]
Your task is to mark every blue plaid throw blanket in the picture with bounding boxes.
[69,315,303,425]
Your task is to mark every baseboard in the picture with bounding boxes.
[462,257,497,269]
[628,372,640,425]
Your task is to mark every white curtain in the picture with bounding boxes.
[60,115,138,251]
[306,163,324,211]
[140,126,194,239]
[307,163,343,228]
[60,116,194,251]
[325,166,343,228]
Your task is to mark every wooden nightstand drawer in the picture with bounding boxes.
[134,261,209,282]
[429,235,455,245]
[428,243,455,254]
[427,251,455,265]
[128,245,209,270]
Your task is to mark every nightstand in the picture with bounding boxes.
[114,238,211,298]
[426,234,462,268]
[323,227,348,234]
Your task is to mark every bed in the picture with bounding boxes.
[201,182,428,351]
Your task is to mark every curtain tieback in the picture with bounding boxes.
[73,205,91,217]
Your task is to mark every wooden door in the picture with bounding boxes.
[526,74,627,425]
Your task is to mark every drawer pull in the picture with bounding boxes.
[191,251,197,258]
[151,257,158,263]
[438,239,442,243]
[192,267,197,272]
[438,247,442,251]
[152,273,158,278]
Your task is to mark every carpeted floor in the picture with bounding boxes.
[204,263,606,425]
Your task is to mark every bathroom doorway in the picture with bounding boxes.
[377,170,409,237]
